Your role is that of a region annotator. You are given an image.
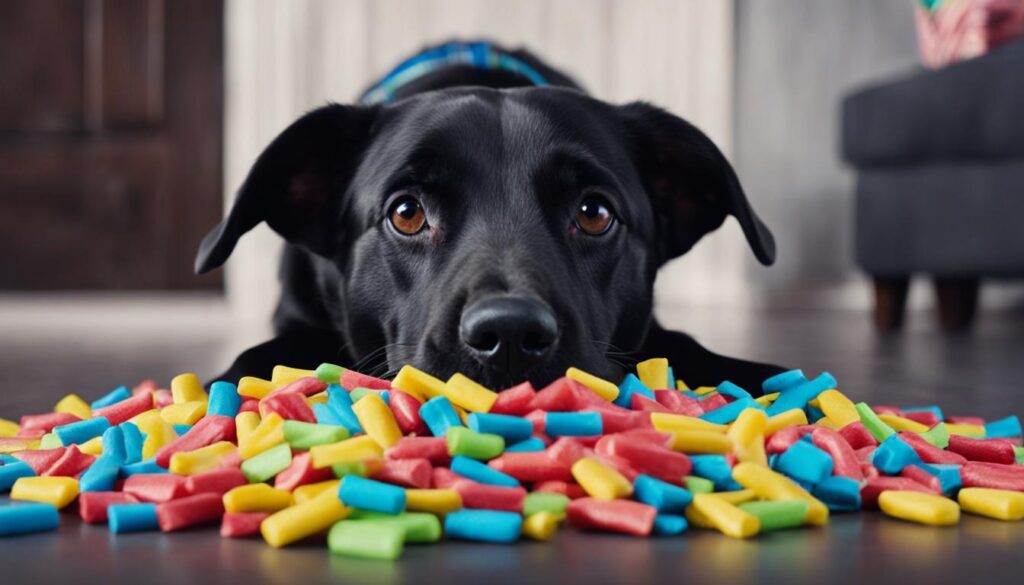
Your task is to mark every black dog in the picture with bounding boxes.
[196,42,782,395]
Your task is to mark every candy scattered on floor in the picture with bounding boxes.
[1,359,1023,559]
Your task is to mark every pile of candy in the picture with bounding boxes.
[1,359,1023,558]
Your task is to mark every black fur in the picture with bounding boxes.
[196,42,783,394]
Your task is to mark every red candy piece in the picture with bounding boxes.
[566,498,657,536]
[489,382,536,416]
[618,429,673,447]
[532,378,585,412]
[453,480,526,512]
[274,452,334,491]
[341,370,391,391]
[902,410,941,427]
[811,427,863,480]
[487,452,572,483]
[185,468,249,496]
[123,474,189,503]
[133,380,158,395]
[260,393,316,423]
[861,476,938,508]
[631,394,671,413]
[153,389,174,408]
[371,458,432,488]
[699,394,728,413]
[766,425,815,455]
[157,493,225,532]
[534,480,588,499]
[387,437,451,465]
[946,435,1016,464]
[79,492,139,524]
[93,392,154,425]
[590,408,651,434]
[239,399,260,413]
[872,405,903,416]
[12,448,68,474]
[900,465,943,493]
[525,410,547,435]
[432,466,461,489]
[838,422,878,450]
[960,462,1024,491]
[44,445,95,477]
[654,390,703,417]
[220,512,269,538]
[854,445,877,463]
[898,432,968,465]
[20,412,81,434]
[946,416,985,426]
[155,415,237,468]
[597,434,690,483]
[861,462,880,479]
[546,437,587,468]
[265,377,328,400]
[389,390,428,435]
[589,451,640,482]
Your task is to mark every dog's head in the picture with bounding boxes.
[196,87,774,388]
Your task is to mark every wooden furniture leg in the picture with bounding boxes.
[934,277,979,332]
[873,276,910,332]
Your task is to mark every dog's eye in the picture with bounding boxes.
[574,196,616,236]
[388,196,428,235]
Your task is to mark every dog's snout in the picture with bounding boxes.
[460,296,558,377]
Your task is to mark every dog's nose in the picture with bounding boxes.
[460,296,558,377]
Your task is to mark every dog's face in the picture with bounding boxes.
[196,87,774,389]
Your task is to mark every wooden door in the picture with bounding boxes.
[0,0,223,290]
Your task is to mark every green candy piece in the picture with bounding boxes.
[346,511,442,543]
[328,520,405,560]
[282,420,349,449]
[349,388,373,402]
[855,402,895,442]
[684,476,714,494]
[316,362,345,384]
[737,500,808,531]
[523,492,570,517]
[240,443,292,483]
[917,422,950,449]
[446,426,504,460]
[332,461,373,478]
[1014,446,1024,466]
[39,433,62,449]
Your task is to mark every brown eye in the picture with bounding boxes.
[389,196,428,235]
[575,196,615,235]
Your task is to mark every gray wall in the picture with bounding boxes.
[734,0,920,304]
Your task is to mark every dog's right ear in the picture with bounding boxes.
[195,104,377,274]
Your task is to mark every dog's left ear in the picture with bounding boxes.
[618,102,775,266]
[194,104,377,274]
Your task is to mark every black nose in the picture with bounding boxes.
[460,295,558,377]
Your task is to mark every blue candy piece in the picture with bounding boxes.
[504,437,546,453]
[379,390,390,405]
[450,455,520,487]
[680,389,702,400]
[208,381,242,417]
[613,374,655,408]
[716,381,752,401]
[984,415,1022,439]
[903,405,945,422]
[0,503,60,536]
[762,369,807,394]
[545,412,603,437]
[806,405,826,424]
[54,417,111,446]
[467,413,533,442]
[768,454,779,469]
[633,474,693,513]
[776,441,833,485]
[765,372,836,417]
[0,460,36,492]
[325,385,364,434]
[101,426,126,463]
[872,434,921,475]
[689,455,743,491]
[91,386,131,410]
[79,455,122,492]
[0,454,17,464]
[108,503,159,533]
[420,396,463,437]
[172,425,191,437]
[914,462,963,494]
[666,366,677,389]
[653,514,688,536]
[119,458,167,477]
[699,397,762,425]
[120,423,145,465]
[812,476,861,511]
[444,509,522,543]
[338,476,406,514]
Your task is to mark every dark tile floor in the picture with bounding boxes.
[2,297,1023,584]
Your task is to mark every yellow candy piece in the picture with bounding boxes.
[676,379,690,391]
[815,418,841,430]
[11,477,79,509]
[54,394,92,420]
[444,373,499,412]
[0,438,39,453]
[754,392,780,407]
[239,413,285,460]
[636,358,669,389]
[238,376,278,399]
[945,423,986,437]
[694,386,717,396]
[708,489,757,505]
[161,401,208,426]
[307,392,329,407]
[565,367,619,402]
[765,409,809,435]
[571,457,632,501]
[684,502,716,529]
[79,436,104,456]
[352,393,403,448]
[235,411,261,446]
[405,488,463,515]
[224,483,294,513]
[816,390,859,428]
[958,487,1024,521]
[171,373,208,404]
[170,441,237,475]
[727,409,768,465]
[293,480,341,504]
[453,403,470,425]
[522,511,560,541]
[732,462,828,526]
[670,430,733,454]
[878,491,960,526]
[691,493,760,539]
[651,412,728,434]
[262,488,350,547]
[0,417,20,438]
[878,413,929,433]
[309,435,384,469]
[271,365,318,385]
[138,416,178,459]
[391,365,445,401]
